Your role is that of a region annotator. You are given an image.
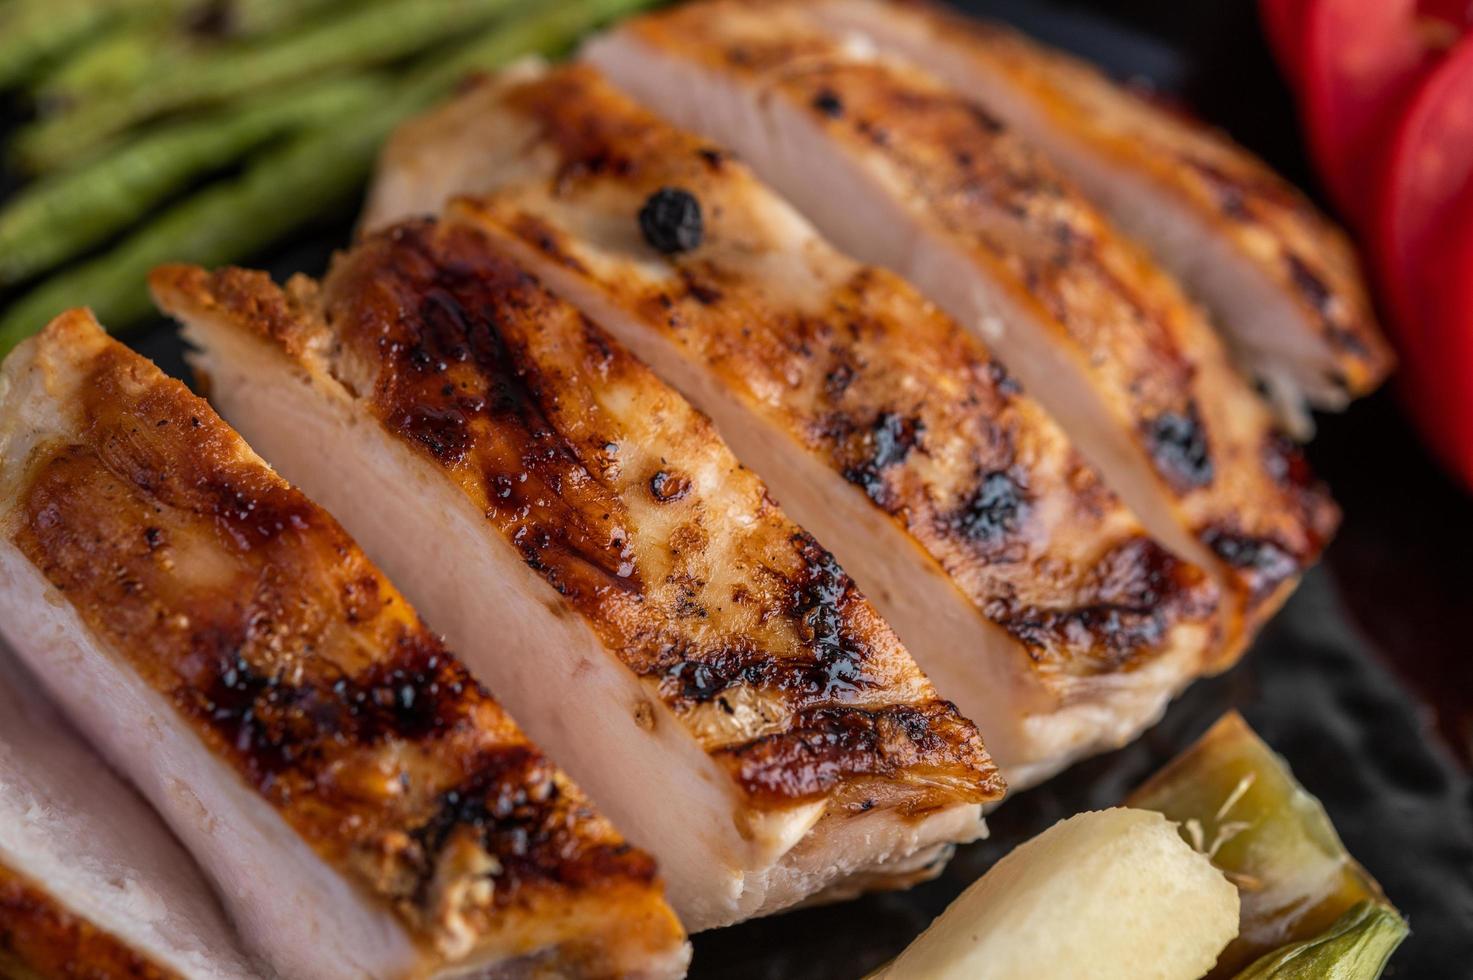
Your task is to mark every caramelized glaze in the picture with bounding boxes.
[154,224,1004,815]
[0,863,177,980]
[859,0,1391,395]
[3,312,681,965]
[422,64,1221,681]
[608,0,1340,631]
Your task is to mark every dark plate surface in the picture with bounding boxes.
[5,1,1472,976]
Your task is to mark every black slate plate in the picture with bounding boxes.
[5,1,1472,976]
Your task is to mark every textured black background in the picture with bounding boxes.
[4,1,1471,976]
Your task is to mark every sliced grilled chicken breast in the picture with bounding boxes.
[808,0,1392,432]
[361,63,1222,788]
[0,642,259,980]
[585,0,1340,654]
[150,215,1005,932]
[0,311,689,979]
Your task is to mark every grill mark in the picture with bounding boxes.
[653,534,882,706]
[841,411,924,508]
[405,749,655,909]
[1144,403,1214,492]
[11,418,639,940]
[484,66,1216,687]
[988,538,1214,673]
[797,61,1195,412]
[1287,249,1372,363]
[17,442,482,789]
[1286,253,1334,319]
[717,700,1001,805]
[351,221,642,597]
[823,361,856,399]
[319,218,999,806]
[1263,433,1339,549]
[183,628,477,787]
[1203,527,1302,608]
[505,212,589,276]
[1184,157,1257,221]
[949,469,1030,551]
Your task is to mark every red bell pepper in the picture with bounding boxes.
[1260,0,1312,87]
[1263,0,1473,489]
[1402,188,1473,487]
[1296,0,1436,224]
[1376,33,1473,338]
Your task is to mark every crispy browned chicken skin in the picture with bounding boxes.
[0,311,689,979]
[586,0,1340,657]
[0,862,182,980]
[152,215,1004,930]
[808,0,1392,430]
[363,62,1223,786]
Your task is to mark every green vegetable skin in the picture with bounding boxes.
[215,0,350,37]
[1126,712,1408,979]
[16,0,530,172]
[1230,902,1408,980]
[0,76,385,288]
[0,0,660,355]
[36,16,184,111]
[36,0,347,108]
[0,0,165,88]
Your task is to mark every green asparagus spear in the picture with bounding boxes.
[0,0,165,89]
[15,0,528,172]
[33,0,355,111]
[0,0,659,353]
[211,0,348,37]
[0,75,385,288]
[34,17,182,111]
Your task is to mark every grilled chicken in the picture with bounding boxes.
[585,0,1340,655]
[0,311,690,979]
[361,63,1222,788]
[0,641,259,980]
[807,0,1392,432]
[150,216,1005,932]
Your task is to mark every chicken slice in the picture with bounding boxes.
[807,0,1392,432]
[150,216,1005,932]
[584,0,1340,655]
[0,311,690,979]
[361,63,1222,788]
[0,641,259,980]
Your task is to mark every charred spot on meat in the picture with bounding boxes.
[1145,405,1214,491]
[953,470,1029,545]
[1202,528,1299,606]
[841,411,924,507]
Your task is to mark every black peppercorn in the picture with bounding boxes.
[639,187,704,254]
[812,89,844,118]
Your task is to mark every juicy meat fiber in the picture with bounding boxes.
[0,310,689,979]
[0,642,258,980]
[808,0,1392,431]
[585,0,1341,657]
[151,217,1005,931]
[362,62,1223,787]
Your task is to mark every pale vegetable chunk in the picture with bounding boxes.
[881,808,1239,980]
